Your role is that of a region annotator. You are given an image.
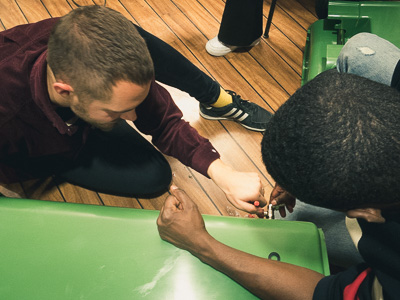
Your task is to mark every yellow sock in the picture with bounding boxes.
[211,88,233,108]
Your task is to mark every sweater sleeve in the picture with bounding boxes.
[134,80,220,177]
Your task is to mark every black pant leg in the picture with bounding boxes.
[218,0,264,46]
[58,121,172,198]
[135,26,221,105]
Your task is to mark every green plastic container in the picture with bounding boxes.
[0,198,329,299]
[302,1,400,85]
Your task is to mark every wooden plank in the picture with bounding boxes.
[0,182,26,198]
[274,0,317,30]
[100,0,139,25]
[262,0,308,62]
[98,193,143,209]
[41,0,73,17]
[21,177,65,202]
[138,194,167,210]
[193,0,225,26]
[55,180,103,205]
[296,0,318,17]
[0,0,27,28]
[14,0,50,22]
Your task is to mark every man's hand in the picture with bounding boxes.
[157,186,323,300]
[207,159,266,213]
[270,183,296,217]
[157,185,210,253]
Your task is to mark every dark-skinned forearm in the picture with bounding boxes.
[191,233,324,300]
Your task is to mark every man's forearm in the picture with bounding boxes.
[193,233,324,300]
[157,186,322,299]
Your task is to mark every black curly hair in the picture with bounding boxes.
[262,69,400,210]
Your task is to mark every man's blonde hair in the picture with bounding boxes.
[47,5,154,102]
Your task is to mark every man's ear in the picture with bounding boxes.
[346,208,385,223]
[53,82,74,97]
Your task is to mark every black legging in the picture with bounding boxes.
[136,25,220,105]
[59,121,172,198]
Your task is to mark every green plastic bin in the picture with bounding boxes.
[302,1,400,85]
[0,198,329,299]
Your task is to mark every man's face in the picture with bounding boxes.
[70,81,151,131]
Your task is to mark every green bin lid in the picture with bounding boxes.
[0,198,329,299]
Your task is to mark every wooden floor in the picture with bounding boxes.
[0,0,317,217]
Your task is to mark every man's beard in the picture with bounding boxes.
[70,102,119,132]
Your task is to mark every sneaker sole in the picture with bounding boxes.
[232,40,261,53]
[199,111,266,132]
[206,38,261,56]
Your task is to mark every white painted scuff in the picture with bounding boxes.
[356,46,376,56]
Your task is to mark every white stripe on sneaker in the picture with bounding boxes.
[231,110,244,119]
[237,113,249,122]
[222,108,248,121]
[222,108,238,117]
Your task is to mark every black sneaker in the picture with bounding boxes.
[199,90,272,132]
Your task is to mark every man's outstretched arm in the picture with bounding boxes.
[157,185,325,300]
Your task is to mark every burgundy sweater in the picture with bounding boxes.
[0,18,220,183]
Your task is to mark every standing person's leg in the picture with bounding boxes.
[135,25,272,132]
[218,0,263,46]
[206,0,264,56]
[58,121,172,197]
[337,33,400,86]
